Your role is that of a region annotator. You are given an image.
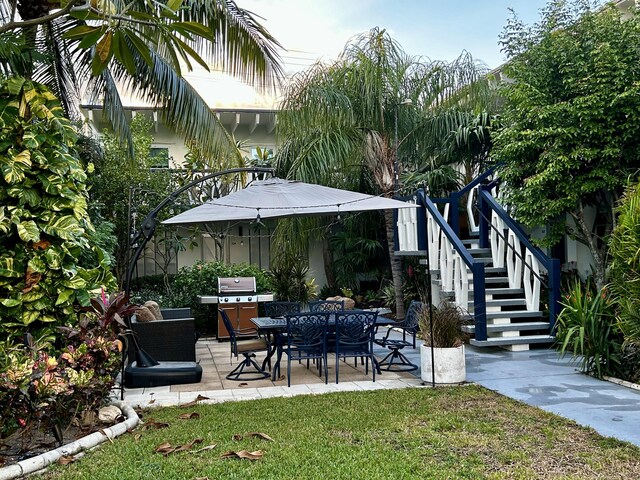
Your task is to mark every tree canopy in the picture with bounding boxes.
[493,0,640,287]
[0,0,284,159]
[275,28,496,317]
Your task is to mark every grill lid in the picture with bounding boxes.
[217,277,256,294]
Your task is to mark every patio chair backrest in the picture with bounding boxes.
[401,300,423,334]
[309,300,344,312]
[335,311,377,346]
[219,309,239,356]
[264,301,302,318]
[285,312,330,348]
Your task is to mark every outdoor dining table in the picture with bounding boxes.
[251,313,398,381]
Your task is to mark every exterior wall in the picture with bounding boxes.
[563,210,597,280]
[308,238,328,291]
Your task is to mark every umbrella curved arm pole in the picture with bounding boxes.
[124,167,275,297]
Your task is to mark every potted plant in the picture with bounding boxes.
[418,301,469,384]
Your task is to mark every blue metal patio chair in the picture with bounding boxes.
[374,300,422,372]
[282,312,331,387]
[335,311,377,383]
[264,301,302,318]
[308,300,345,312]
[219,309,270,381]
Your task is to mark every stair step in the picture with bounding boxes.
[485,267,507,274]
[462,321,550,334]
[483,288,525,296]
[464,310,544,320]
[469,298,526,308]
[441,288,525,299]
[473,257,494,264]
[485,276,509,284]
[470,335,555,347]
[468,248,491,256]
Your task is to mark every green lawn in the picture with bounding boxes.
[44,386,639,479]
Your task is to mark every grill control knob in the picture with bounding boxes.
[223,297,229,302]
[236,297,241,302]
[247,296,253,302]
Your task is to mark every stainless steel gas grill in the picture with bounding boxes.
[197,277,274,340]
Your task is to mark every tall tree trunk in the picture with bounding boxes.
[570,203,608,291]
[384,210,405,319]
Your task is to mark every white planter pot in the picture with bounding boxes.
[420,344,466,384]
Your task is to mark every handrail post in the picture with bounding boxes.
[548,258,561,334]
[449,191,460,236]
[472,263,487,341]
[478,185,490,249]
[393,207,399,251]
[416,191,428,252]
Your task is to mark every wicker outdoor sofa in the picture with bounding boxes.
[127,307,198,364]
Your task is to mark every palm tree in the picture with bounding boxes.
[0,0,284,161]
[275,28,496,319]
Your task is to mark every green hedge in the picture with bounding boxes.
[132,262,273,333]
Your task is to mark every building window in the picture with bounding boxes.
[150,147,170,168]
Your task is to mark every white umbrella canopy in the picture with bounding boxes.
[162,178,417,225]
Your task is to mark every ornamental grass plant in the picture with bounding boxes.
[418,301,470,348]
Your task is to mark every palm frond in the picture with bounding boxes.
[117,47,237,162]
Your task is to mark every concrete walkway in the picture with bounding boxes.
[121,334,640,448]
[388,340,640,446]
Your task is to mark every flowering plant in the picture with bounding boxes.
[0,291,133,439]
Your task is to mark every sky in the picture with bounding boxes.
[240,0,555,72]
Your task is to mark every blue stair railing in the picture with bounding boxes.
[396,168,560,342]
[477,183,561,333]
[448,167,496,237]
[415,190,489,341]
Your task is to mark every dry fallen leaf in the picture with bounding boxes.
[180,394,210,408]
[178,412,200,420]
[32,239,51,250]
[247,432,274,442]
[148,399,156,404]
[190,444,217,454]
[142,419,170,430]
[173,438,203,454]
[57,455,76,465]
[154,439,204,456]
[277,375,286,381]
[232,434,244,441]
[194,477,210,480]
[239,382,248,386]
[154,442,175,456]
[134,433,142,441]
[221,450,264,461]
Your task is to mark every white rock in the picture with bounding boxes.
[98,405,122,424]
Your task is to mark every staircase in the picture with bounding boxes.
[396,173,560,351]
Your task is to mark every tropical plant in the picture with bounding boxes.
[0,78,115,342]
[609,180,640,348]
[555,280,621,379]
[89,114,175,286]
[275,28,496,319]
[0,291,131,440]
[329,214,385,293]
[268,252,317,303]
[494,1,640,290]
[0,0,284,159]
[418,301,469,348]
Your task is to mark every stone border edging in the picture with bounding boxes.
[0,401,139,480]
[603,375,640,392]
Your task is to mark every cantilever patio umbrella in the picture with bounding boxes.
[162,177,417,225]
